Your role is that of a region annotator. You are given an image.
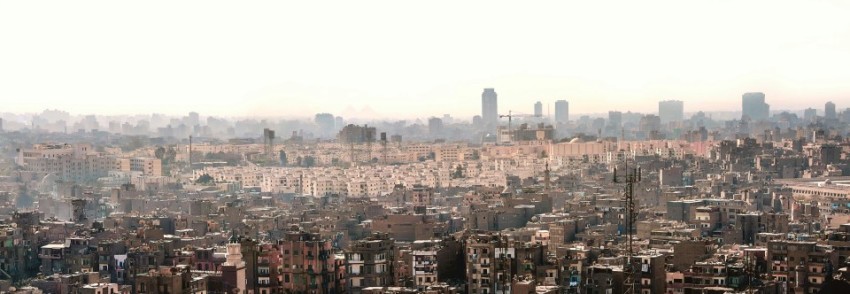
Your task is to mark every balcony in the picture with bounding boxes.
[39,253,62,259]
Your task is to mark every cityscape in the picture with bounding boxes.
[3,1,850,294]
[0,91,848,294]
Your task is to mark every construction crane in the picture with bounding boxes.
[498,110,540,142]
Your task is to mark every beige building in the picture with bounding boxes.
[119,157,162,176]
[16,143,118,182]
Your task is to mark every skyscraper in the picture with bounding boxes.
[187,112,200,127]
[481,88,498,129]
[825,101,837,120]
[314,113,336,138]
[803,108,817,122]
[534,101,543,117]
[554,100,569,124]
[428,117,443,138]
[742,92,770,121]
[658,100,684,124]
[608,111,623,128]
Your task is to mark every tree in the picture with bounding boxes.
[302,156,316,167]
[452,165,465,179]
[155,146,166,160]
[195,174,214,185]
[165,147,177,164]
[279,150,287,167]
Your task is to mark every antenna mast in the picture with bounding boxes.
[614,165,641,294]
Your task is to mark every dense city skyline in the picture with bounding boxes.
[4,2,850,294]
[0,94,844,122]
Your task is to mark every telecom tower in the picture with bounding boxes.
[613,166,640,294]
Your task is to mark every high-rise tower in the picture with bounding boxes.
[825,101,837,120]
[554,100,569,124]
[534,101,543,117]
[658,100,684,124]
[742,92,770,121]
[481,88,498,130]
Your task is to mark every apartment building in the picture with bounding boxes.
[766,240,838,293]
[411,250,438,291]
[17,143,118,182]
[278,229,336,294]
[346,233,395,294]
[118,157,162,176]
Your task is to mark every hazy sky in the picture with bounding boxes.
[2,1,849,119]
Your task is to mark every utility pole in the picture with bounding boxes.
[613,165,641,294]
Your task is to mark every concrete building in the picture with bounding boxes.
[338,124,377,145]
[766,240,838,293]
[742,92,770,121]
[119,157,162,177]
[412,250,438,291]
[315,113,337,138]
[221,234,246,294]
[466,234,515,294]
[533,101,543,118]
[347,233,395,293]
[409,185,434,207]
[608,111,622,128]
[482,88,499,131]
[639,115,661,137]
[804,108,817,122]
[825,101,837,120]
[584,264,624,294]
[659,167,684,187]
[634,254,666,294]
[428,117,444,139]
[134,266,192,294]
[658,100,684,124]
[39,237,96,275]
[278,229,336,293]
[554,100,569,125]
[16,143,118,182]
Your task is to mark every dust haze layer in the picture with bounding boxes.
[1,0,849,119]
